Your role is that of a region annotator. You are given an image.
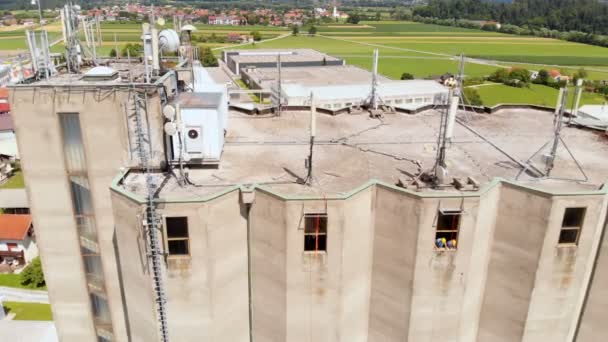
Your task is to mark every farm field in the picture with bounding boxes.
[2,19,607,106]
[471,83,606,107]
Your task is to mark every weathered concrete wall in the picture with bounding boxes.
[338,187,374,342]
[108,181,608,342]
[478,185,553,341]
[367,187,420,341]
[408,196,479,342]
[10,87,166,342]
[459,186,500,342]
[111,192,158,342]
[523,195,607,341]
[158,190,249,342]
[577,206,608,340]
[250,190,287,342]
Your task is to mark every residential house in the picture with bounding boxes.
[208,15,246,25]
[0,214,37,265]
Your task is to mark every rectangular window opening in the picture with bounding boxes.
[304,213,327,252]
[435,210,460,250]
[166,217,190,256]
[559,207,585,245]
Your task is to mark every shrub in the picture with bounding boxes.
[199,47,218,67]
[250,31,262,41]
[400,72,414,80]
[463,88,483,106]
[121,43,143,57]
[509,68,531,83]
[347,14,361,24]
[534,69,550,85]
[308,26,317,36]
[109,48,117,58]
[488,68,509,83]
[292,25,299,36]
[20,257,45,288]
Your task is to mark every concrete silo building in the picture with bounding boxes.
[8,44,608,342]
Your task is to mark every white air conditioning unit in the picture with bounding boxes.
[164,92,226,165]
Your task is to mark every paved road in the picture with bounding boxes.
[0,286,49,303]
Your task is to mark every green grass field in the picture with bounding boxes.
[0,170,25,189]
[3,19,608,106]
[471,83,607,107]
[0,274,46,290]
[3,302,53,321]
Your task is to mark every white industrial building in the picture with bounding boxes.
[280,80,449,111]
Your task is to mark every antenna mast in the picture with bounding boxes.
[276,54,283,116]
[546,88,567,175]
[516,87,588,181]
[370,49,379,110]
[362,49,382,113]
[306,92,316,185]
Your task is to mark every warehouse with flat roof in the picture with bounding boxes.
[223,49,344,75]
[279,80,449,111]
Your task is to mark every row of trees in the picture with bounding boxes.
[414,0,608,35]
[412,0,608,48]
[413,15,608,48]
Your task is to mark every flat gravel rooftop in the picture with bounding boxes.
[120,108,608,200]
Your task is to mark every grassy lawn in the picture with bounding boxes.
[473,83,607,107]
[3,302,53,321]
[0,170,25,189]
[0,274,46,290]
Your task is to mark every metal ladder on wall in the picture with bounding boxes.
[131,91,170,342]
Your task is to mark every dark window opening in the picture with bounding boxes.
[435,210,460,250]
[168,240,189,255]
[559,207,585,245]
[166,217,190,256]
[304,214,327,252]
[562,207,586,228]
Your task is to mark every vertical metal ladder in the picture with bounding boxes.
[132,91,170,342]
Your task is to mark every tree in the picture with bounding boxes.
[121,43,143,57]
[292,25,299,36]
[535,69,550,84]
[347,14,361,24]
[20,257,45,288]
[400,72,414,80]
[509,68,531,83]
[308,26,317,36]
[488,68,509,83]
[463,88,483,106]
[109,48,117,58]
[199,47,218,67]
[573,67,589,85]
[250,31,262,41]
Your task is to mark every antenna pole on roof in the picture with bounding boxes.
[276,53,282,116]
[515,86,588,182]
[431,87,457,186]
[457,53,465,92]
[114,32,118,62]
[306,92,316,185]
[546,87,568,176]
[371,49,379,110]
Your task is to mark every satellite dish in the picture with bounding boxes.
[159,29,180,53]
[157,17,166,26]
[180,24,197,32]
[162,104,176,121]
[164,122,177,136]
